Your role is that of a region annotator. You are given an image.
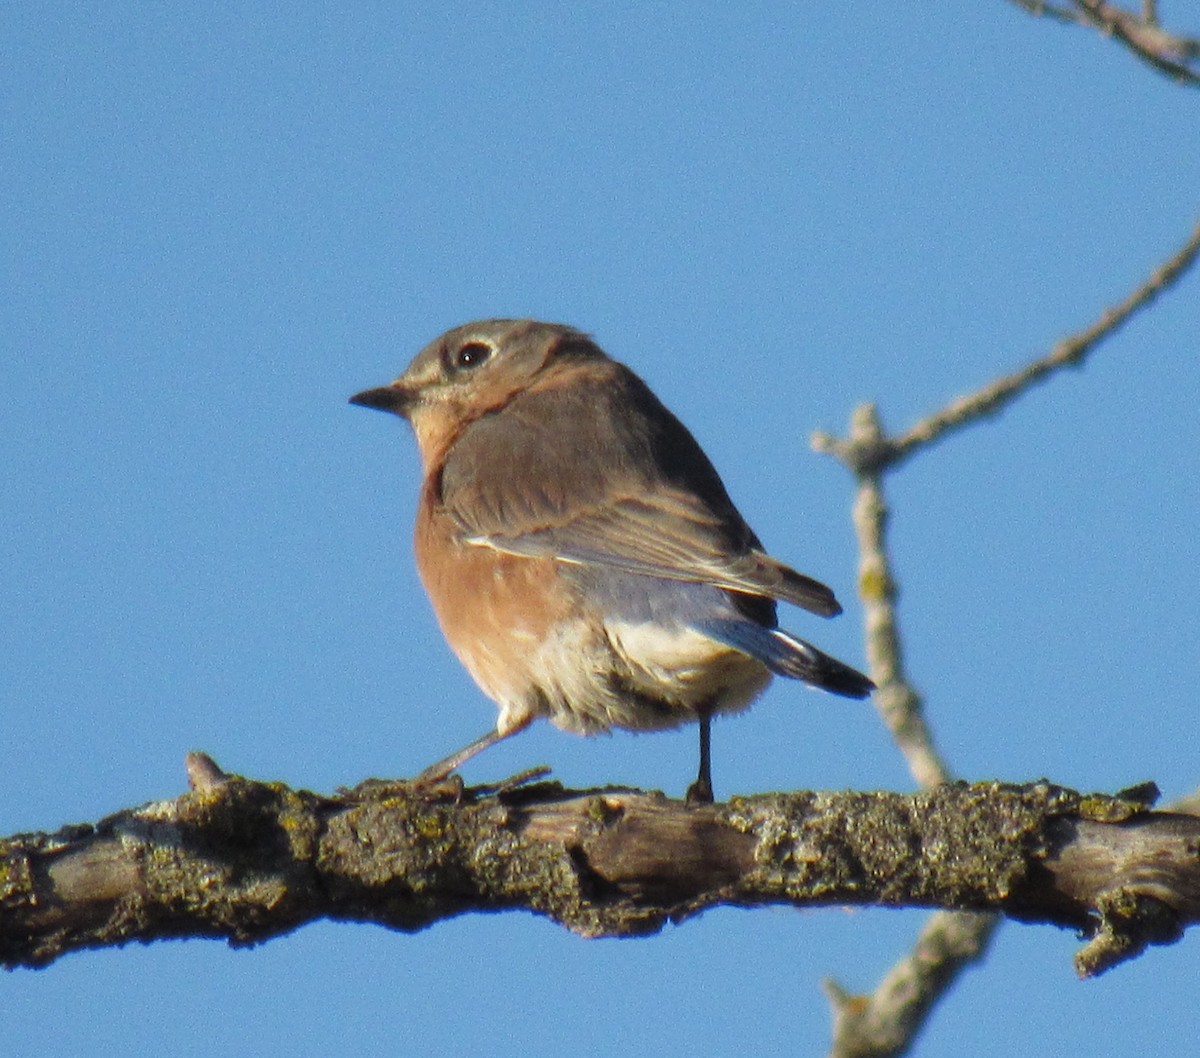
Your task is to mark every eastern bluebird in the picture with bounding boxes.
[350,319,873,802]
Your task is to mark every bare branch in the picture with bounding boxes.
[1073,0,1200,82]
[2,769,1196,977]
[810,217,1200,1058]
[1008,0,1083,26]
[843,406,953,790]
[813,219,1200,475]
[825,912,1001,1058]
[818,409,998,1057]
[1009,0,1200,83]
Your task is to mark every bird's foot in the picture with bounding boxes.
[338,764,553,804]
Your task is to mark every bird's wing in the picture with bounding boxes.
[436,364,842,618]
[464,486,841,617]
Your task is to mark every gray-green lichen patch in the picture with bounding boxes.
[724,782,1096,910]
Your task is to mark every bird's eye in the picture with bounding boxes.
[453,342,493,370]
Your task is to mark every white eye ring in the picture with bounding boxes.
[454,342,493,370]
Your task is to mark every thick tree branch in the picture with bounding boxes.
[3,766,1197,978]
[802,219,1200,1051]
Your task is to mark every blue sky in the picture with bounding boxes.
[4,5,1199,1056]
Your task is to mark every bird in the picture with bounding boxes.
[350,319,873,802]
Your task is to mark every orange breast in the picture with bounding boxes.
[413,496,573,711]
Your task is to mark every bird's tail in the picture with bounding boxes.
[699,620,874,699]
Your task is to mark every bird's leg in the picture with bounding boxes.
[416,729,508,783]
[339,721,535,803]
[416,715,534,785]
[686,715,714,804]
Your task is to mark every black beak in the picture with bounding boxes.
[349,384,411,415]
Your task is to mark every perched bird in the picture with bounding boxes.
[350,319,872,801]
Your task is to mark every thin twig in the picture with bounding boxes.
[1008,0,1200,83]
[846,406,952,790]
[1073,0,1200,82]
[822,411,1002,1058]
[826,912,1001,1058]
[813,219,1200,475]
[887,219,1200,463]
[812,218,1200,1058]
[1008,0,1085,25]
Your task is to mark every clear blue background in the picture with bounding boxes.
[4,5,1199,1056]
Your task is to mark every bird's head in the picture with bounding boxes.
[350,319,606,466]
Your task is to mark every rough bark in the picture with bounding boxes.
[3,770,1197,977]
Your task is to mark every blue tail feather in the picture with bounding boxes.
[697,618,874,700]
